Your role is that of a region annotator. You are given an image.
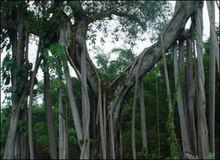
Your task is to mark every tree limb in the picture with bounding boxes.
[110,1,201,137]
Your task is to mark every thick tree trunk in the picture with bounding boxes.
[207,1,219,154]
[131,78,138,159]
[119,126,123,159]
[3,85,29,159]
[194,4,209,159]
[3,17,26,159]
[20,107,28,159]
[14,132,20,158]
[78,35,90,159]
[44,66,57,159]
[186,38,197,154]
[98,90,106,159]
[140,78,148,155]
[173,43,192,158]
[14,103,28,159]
[179,42,188,125]
[3,106,20,159]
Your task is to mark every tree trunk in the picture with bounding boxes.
[140,78,148,155]
[107,3,201,159]
[173,43,192,158]
[98,90,106,159]
[155,72,161,155]
[109,112,116,159]
[3,16,26,159]
[207,1,219,154]
[131,78,138,159]
[179,42,188,125]
[64,103,69,159]
[59,22,93,158]
[28,40,42,159]
[44,65,57,159]
[64,67,83,144]
[161,35,178,158]
[119,125,123,159]
[194,4,209,158]
[58,86,68,159]
[20,107,28,159]
[3,84,29,159]
[3,105,20,159]
[186,38,197,154]
[14,103,28,159]
[78,35,90,159]
[14,131,20,158]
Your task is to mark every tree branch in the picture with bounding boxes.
[110,1,201,134]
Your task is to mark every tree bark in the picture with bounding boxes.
[58,86,68,159]
[3,83,29,159]
[119,125,123,159]
[131,78,138,159]
[64,103,69,159]
[78,34,90,159]
[207,1,219,154]
[64,67,83,145]
[186,38,197,154]
[140,78,148,155]
[20,107,28,159]
[44,65,57,159]
[155,73,161,155]
[194,4,209,158]
[109,111,116,159]
[173,43,192,158]
[98,89,106,159]
[3,15,27,159]
[14,132,20,158]
[28,40,42,159]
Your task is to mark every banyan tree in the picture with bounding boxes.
[0,1,219,159]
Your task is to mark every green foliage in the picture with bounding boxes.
[188,154,200,159]
[2,53,12,86]
[41,43,68,81]
[34,122,48,144]
[86,1,172,45]
[18,120,28,134]
[187,153,215,160]
[68,128,78,146]
[95,48,135,81]
[49,43,67,61]
[2,52,31,96]
[208,153,215,159]
[0,107,10,152]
